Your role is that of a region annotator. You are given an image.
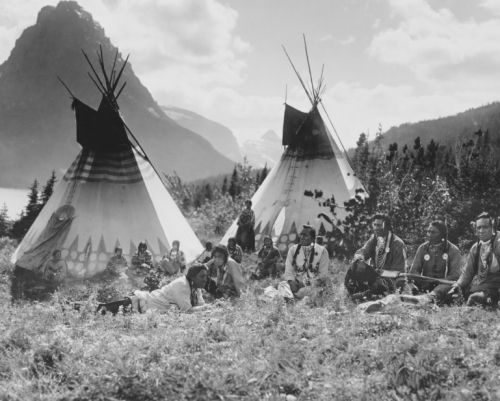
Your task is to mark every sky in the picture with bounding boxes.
[2,0,500,148]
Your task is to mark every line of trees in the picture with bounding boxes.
[1,171,57,240]
[323,128,500,254]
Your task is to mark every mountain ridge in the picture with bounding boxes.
[0,1,234,188]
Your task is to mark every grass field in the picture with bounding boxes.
[1,239,500,401]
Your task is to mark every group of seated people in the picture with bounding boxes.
[44,209,500,313]
[346,212,500,307]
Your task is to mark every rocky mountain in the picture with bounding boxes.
[241,130,282,168]
[0,1,234,188]
[379,102,500,148]
[162,106,242,162]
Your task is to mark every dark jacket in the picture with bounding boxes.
[355,232,406,272]
[410,240,461,280]
[457,236,500,289]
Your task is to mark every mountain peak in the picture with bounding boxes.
[37,1,94,25]
[0,1,233,187]
[262,129,280,142]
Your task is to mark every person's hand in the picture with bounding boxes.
[448,282,459,295]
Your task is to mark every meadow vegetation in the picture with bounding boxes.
[1,244,500,400]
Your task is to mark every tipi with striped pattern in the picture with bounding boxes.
[12,50,203,278]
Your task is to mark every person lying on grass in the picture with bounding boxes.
[408,220,461,304]
[97,264,211,314]
[204,244,246,298]
[282,224,330,299]
[449,212,500,306]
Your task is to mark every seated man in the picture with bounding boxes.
[131,242,154,275]
[227,237,243,264]
[98,264,210,314]
[409,220,461,304]
[204,244,246,298]
[449,212,500,306]
[353,213,406,291]
[160,240,186,275]
[252,236,282,279]
[283,225,330,299]
[197,241,213,264]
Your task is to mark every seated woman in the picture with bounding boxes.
[227,237,243,264]
[131,242,154,275]
[43,249,68,285]
[98,264,210,314]
[197,241,213,264]
[204,244,246,298]
[160,240,186,275]
[103,247,128,280]
[252,236,282,279]
[409,220,461,303]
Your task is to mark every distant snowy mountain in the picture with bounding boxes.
[241,130,283,168]
[162,106,242,162]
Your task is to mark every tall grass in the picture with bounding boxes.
[1,247,500,400]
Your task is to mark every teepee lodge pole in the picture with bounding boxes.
[282,45,314,105]
[303,34,317,102]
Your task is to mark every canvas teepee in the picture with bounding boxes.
[222,41,365,253]
[11,50,203,278]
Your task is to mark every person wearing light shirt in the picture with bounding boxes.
[283,225,329,299]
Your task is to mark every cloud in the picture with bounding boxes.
[0,0,251,87]
[315,79,500,148]
[480,0,500,16]
[340,35,355,46]
[320,34,334,42]
[368,0,500,83]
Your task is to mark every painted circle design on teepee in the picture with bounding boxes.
[98,252,107,262]
[88,262,96,272]
[89,253,97,262]
[255,234,262,241]
[280,235,288,243]
[67,261,74,271]
[61,250,69,259]
[279,243,288,252]
[79,254,85,262]
[289,234,297,241]
[75,263,84,277]
[70,251,78,260]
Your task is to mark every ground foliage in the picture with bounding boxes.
[1,243,500,400]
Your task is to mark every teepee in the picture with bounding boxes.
[222,40,365,253]
[12,49,203,278]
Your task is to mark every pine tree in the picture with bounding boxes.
[41,170,57,206]
[221,177,228,195]
[260,164,268,184]
[228,166,239,200]
[26,179,41,218]
[204,183,213,201]
[0,203,9,237]
[10,179,42,240]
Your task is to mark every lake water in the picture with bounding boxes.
[0,187,29,219]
